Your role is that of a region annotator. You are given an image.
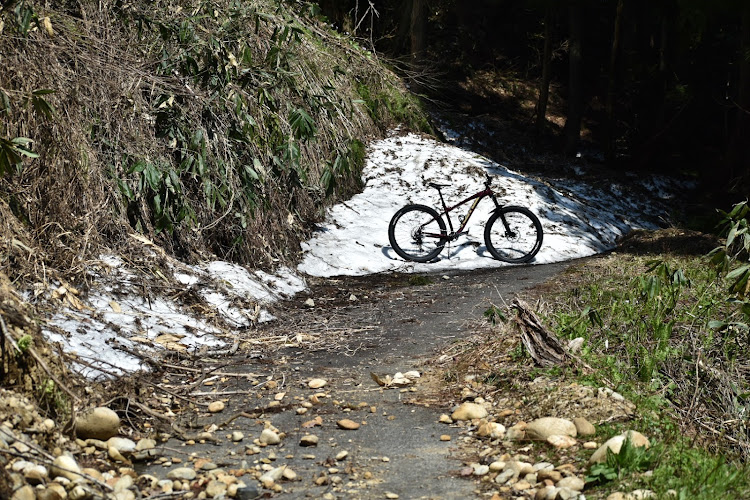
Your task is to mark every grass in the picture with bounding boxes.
[546,228,750,497]
[445,221,750,498]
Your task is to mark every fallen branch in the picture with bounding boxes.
[511,298,567,367]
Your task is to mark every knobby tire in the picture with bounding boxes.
[388,204,447,263]
[484,206,543,263]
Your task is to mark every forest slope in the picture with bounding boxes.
[0,0,426,285]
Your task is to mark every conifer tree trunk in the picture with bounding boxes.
[729,3,750,184]
[564,3,584,154]
[410,0,427,65]
[536,8,554,133]
[605,0,624,163]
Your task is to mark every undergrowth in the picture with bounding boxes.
[0,0,428,283]
[542,201,750,497]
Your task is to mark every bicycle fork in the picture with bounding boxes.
[489,195,516,237]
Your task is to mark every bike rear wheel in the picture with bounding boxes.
[484,206,543,263]
[388,204,447,262]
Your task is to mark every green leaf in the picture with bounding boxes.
[117,178,135,201]
[289,107,316,141]
[727,265,750,280]
[144,163,161,191]
[0,91,10,114]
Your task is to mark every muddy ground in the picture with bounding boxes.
[136,261,572,499]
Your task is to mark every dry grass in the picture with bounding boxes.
[0,0,424,288]
[438,229,750,461]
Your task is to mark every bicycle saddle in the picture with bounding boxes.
[427,182,450,189]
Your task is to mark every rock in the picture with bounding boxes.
[206,479,227,498]
[489,461,506,472]
[166,467,196,481]
[494,468,517,485]
[109,446,129,463]
[506,424,527,441]
[583,441,598,449]
[538,469,563,482]
[74,406,120,440]
[260,429,281,445]
[135,438,156,451]
[114,491,136,500]
[232,431,244,442]
[50,454,82,481]
[508,461,534,476]
[208,401,225,413]
[557,476,585,491]
[547,434,577,449]
[626,490,656,499]
[535,485,558,500]
[108,436,136,454]
[573,417,596,437]
[114,475,134,492]
[589,430,650,464]
[451,402,487,421]
[69,486,90,500]
[385,493,399,499]
[525,417,577,440]
[438,414,453,424]
[477,421,506,439]
[568,337,585,353]
[11,485,35,500]
[300,434,319,446]
[472,463,490,476]
[336,419,360,430]
[606,494,627,500]
[282,468,297,481]
[22,464,48,485]
[513,480,532,491]
[336,450,349,460]
[304,298,315,307]
[439,435,451,441]
[235,484,261,500]
[308,378,327,389]
[556,487,579,500]
[37,484,66,500]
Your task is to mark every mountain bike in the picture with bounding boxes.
[388,174,543,263]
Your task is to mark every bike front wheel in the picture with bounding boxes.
[484,206,543,263]
[388,204,447,263]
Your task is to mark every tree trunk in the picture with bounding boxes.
[728,3,750,185]
[564,4,584,155]
[605,0,624,163]
[410,0,427,66]
[535,8,554,133]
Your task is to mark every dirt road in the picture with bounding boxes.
[139,262,571,499]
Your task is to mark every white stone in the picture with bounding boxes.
[525,417,577,440]
[451,402,487,421]
[51,454,82,481]
[107,437,136,454]
[589,431,650,464]
[167,467,196,481]
[260,429,281,445]
[557,476,585,491]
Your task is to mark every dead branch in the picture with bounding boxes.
[511,298,568,367]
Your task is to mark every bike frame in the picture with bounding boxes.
[426,184,501,240]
